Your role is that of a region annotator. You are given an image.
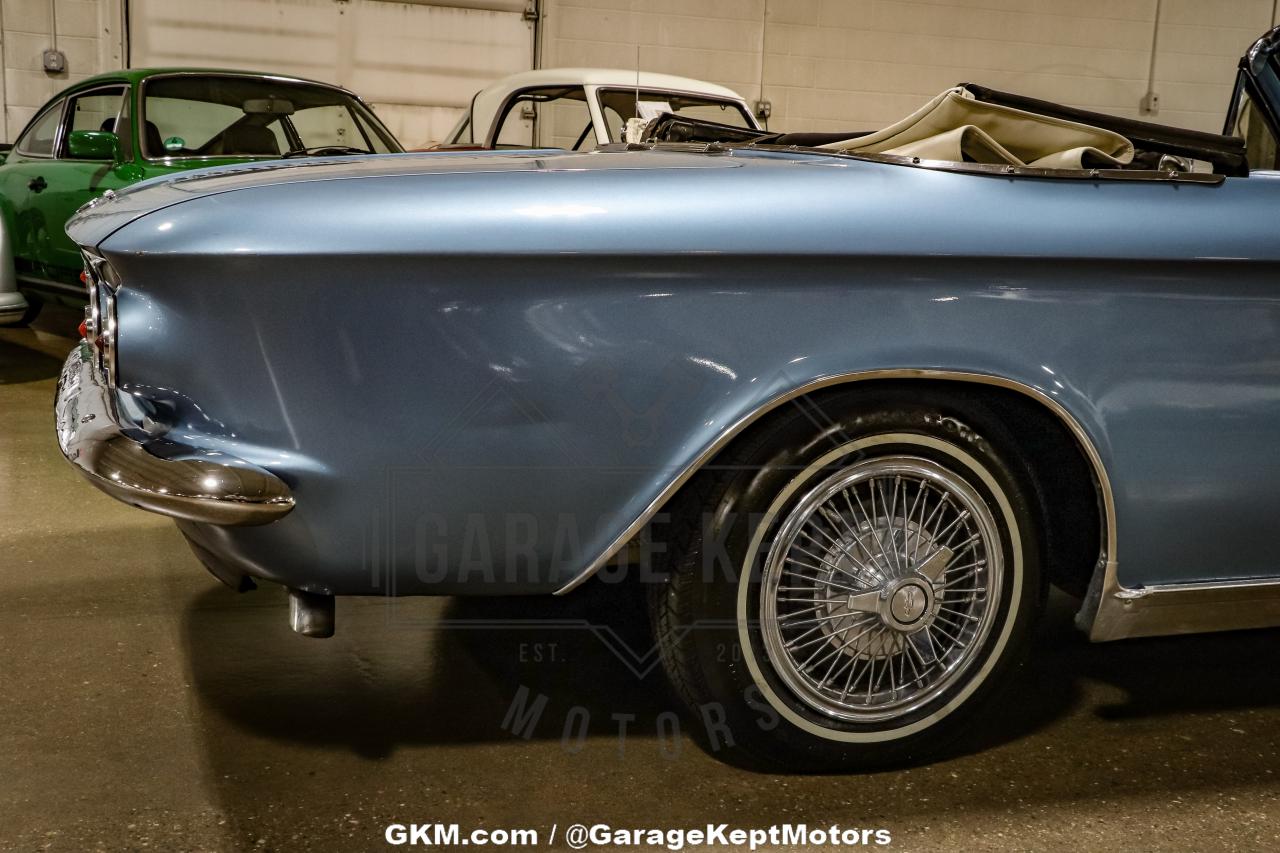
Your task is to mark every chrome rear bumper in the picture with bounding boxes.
[55,343,295,526]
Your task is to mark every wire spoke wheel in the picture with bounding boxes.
[760,454,1003,724]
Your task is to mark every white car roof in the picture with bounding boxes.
[459,67,754,144]
[476,68,749,102]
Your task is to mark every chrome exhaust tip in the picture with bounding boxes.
[288,588,335,638]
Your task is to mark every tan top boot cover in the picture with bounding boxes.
[820,87,1135,169]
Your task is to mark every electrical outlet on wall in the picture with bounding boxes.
[42,49,66,74]
[1140,91,1160,115]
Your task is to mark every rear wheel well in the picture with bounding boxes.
[659,378,1104,598]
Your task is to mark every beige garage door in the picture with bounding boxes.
[127,0,535,148]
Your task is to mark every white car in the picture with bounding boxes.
[439,68,761,151]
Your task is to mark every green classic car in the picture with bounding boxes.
[0,69,403,325]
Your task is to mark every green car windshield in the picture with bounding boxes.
[140,75,398,159]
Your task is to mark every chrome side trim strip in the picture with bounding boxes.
[554,369,1120,605]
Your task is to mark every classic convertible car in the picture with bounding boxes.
[53,30,1280,771]
[434,68,760,151]
[0,68,402,325]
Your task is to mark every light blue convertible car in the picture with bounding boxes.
[53,33,1280,770]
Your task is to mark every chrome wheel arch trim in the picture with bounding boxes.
[554,368,1121,632]
[558,368,1280,643]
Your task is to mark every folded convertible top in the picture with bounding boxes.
[638,84,1249,177]
[816,86,1137,170]
[961,84,1247,176]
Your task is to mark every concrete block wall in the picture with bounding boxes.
[0,0,124,140]
[540,0,766,111]
[0,0,530,147]
[0,0,1274,143]
[541,0,1280,134]
[1153,0,1276,131]
[126,0,533,149]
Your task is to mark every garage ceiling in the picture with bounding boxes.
[127,0,535,148]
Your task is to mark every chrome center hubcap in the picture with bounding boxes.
[759,454,1002,724]
[883,578,935,631]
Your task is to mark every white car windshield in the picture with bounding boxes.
[596,88,754,142]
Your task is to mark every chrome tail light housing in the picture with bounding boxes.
[81,249,120,387]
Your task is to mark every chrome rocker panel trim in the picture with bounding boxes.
[1090,577,1280,640]
[555,368,1280,643]
[55,342,295,526]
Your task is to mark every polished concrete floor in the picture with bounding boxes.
[4,309,1280,852]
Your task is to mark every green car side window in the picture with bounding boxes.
[61,86,127,159]
[14,102,64,157]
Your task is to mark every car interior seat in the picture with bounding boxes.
[212,125,281,156]
[144,121,165,155]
